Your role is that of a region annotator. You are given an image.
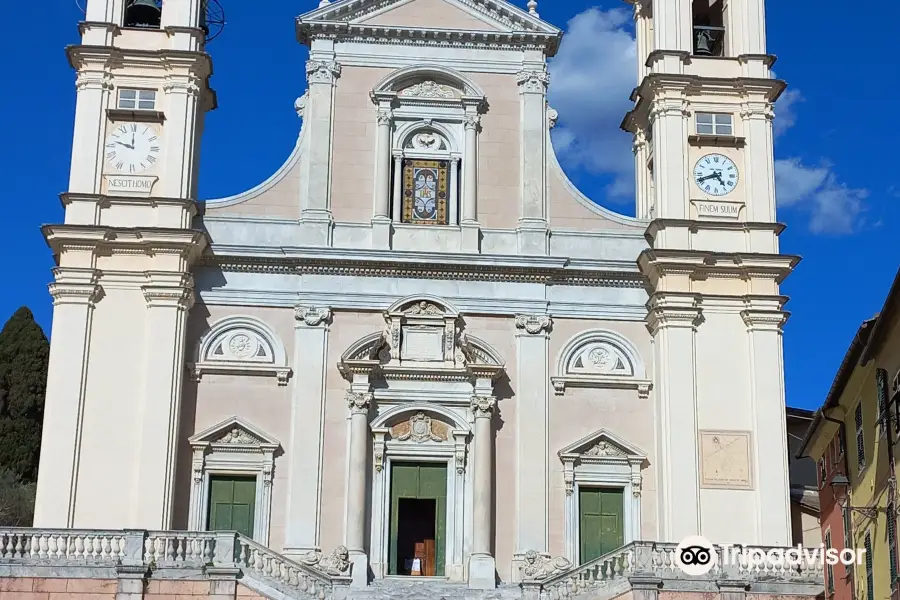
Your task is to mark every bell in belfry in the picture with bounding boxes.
[124,0,162,28]
[695,29,713,55]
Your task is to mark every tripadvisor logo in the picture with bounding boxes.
[675,535,866,576]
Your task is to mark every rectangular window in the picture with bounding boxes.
[818,458,827,487]
[838,426,846,459]
[825,530,834,594]
[878,368,889,438]
[865,531,874,600]
[118,89,157,110]
[890,504,898,583]
[696,113,733,136]
[856,403,866,472]
[400,159,450,226]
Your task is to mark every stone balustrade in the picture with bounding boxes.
[0,528,351,600]
[521,542,825,600]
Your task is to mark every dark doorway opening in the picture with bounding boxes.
[395,498,437,576]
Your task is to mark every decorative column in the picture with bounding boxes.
[740,101,777,223]
[633,128,651,219]
[461,112,480,252]
[391,154,403,223]
[68,57,113,194]
[372,107,394,248]
[299,59,341,246]
[283,307,333,557]
[131,273,194,529]
[648,97,691,220]
[516,69,550,256]
[742,298,791,545]
[469,395,496,590]
[513,314,552,566]
[33,268,101,527]
[646,294,702,542]
[345,391,372,588]
[160,73,202,199]
[651,0,692,54]
[449,157,460,226]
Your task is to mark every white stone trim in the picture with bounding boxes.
[373,64,487,98]
[546,128,647,228]
[552,329,650,396]
[187,417,280,546]
[201,126,305,208]
[557,429,646,565]
[188,315,292,385]
[370,433,471,582]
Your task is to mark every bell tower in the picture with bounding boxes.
[34,0,215,529]
[624,0,796,545]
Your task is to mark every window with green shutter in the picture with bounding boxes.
[865,531,874,600]
[877,369,889,438]
[825,531,834,594]
[889,505,898,583]
[856,403,866,472]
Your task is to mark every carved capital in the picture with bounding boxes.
[455,445,467,474]
[470,395,496,418]
[346,391,373,415]
[547,106,558,129]
[464,114,481,130]
[295,306,332,327]
[517,69,550,94]
[374,444,385,472]
[515,314,553,335]
[294,92,308,119]
[649,98,690,120]
[142,285,194,310]
[49,283,103,306]
[306,60,342,84]
[632,128,648,154]
[741,309,788,331]
[75,71,113,92]
[740,101,775,121]
[376,108,393,126]
[163,75,202,96]
[632,474,643,498]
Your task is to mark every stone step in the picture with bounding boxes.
[348,579,523,600]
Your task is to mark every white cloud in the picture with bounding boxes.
[548,7,636,200]
[775,158,869,234]
[773,88,802,138]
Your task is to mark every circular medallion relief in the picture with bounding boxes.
[229,333,256,358]
[588,345,615,371]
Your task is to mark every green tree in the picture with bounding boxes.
[0,306,50,483]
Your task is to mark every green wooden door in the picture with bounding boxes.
[388,463,447,576]
[579,487,624,564]
[207,475,256,539]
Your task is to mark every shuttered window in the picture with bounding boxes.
[856,403,866,471]
[877,369,889,438]
[825,531,834,594]
[889,504,898,584]
[865,531,874,600]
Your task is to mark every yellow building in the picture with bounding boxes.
[800,267,900,600]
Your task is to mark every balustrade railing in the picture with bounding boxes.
[523,542,825,600]
[0,528,351,600]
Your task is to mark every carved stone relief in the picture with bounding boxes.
[391,412,449,443]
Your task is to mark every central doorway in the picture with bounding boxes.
[388,462,447,577]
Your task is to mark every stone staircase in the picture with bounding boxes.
[348,578,523,600]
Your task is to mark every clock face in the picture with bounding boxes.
[693,153,738,196]
[105,123,161,174]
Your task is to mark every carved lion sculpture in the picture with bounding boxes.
[299,546,351,576]
[522,550,572,581]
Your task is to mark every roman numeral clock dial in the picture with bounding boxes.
[104,123,161,174]
[693,153,739,197]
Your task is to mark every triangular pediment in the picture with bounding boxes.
[298,0,560,35]
[189,416,280,448]
[558,429,646,461]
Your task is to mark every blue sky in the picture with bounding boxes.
[3,0,898,411]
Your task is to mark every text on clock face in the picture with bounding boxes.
[693,153,738,197]
[105,123,161,174]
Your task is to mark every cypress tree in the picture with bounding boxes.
[0,306,50,483]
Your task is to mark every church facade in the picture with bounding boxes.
[33,0,799,591]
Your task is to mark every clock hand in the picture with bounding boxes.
[698,173,718,183]
[114,141,134,149]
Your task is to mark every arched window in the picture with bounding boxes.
[189,316,292,385]
[552,330,650,397]
[393,125,460,226]
[371,66,486,230]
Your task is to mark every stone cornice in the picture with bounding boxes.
[638,248,800,284]
[295,22,561,55]
[66,44,213,79]
[59,192,199,213]
[43,224,208,263]
[645,292,703,333]
[645,218,787,240]
[197,248,644,288]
